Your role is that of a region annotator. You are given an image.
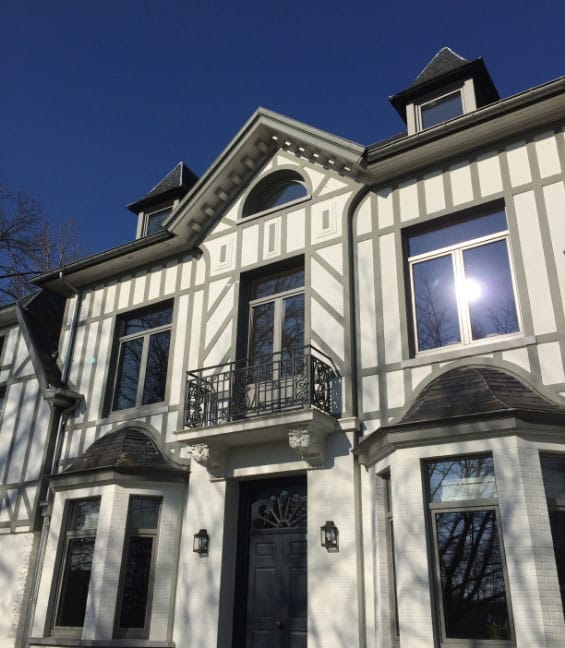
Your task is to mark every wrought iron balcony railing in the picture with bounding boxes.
[184,345,338,427]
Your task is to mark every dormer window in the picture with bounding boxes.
[389,48,499,137]
[144,207,172,236]
[243,170,308,218]
[419,90,463,130]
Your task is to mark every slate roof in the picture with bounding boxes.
[128,161,199,213]
[409,47,470,89]
[389,47,500,123]
[18,291,66,389]
[388,366,565,428]
[64,428,187,476]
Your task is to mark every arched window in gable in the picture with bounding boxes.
[243,170,308,218]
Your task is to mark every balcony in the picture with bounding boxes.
[184,345,338,428]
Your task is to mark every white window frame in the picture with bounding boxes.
[144,206,172,236]
[51,497,101,637]
[114,495,162,639]
[416,89,464,131]
[408,217,521,354]
[424,455,515,646]
[110,302,173,412]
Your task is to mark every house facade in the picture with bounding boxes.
[1,48,564,648]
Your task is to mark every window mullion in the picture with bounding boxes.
[273,298,283,356]
[452,249,471,344]
[137,333,151,406]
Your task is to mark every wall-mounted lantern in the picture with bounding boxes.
[320,520,339,552]
[193,529,209,554]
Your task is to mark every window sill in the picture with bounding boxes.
[401,335,536,369]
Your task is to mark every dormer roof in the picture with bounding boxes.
[127,161,199,214]
[389,47,500,123]
[410,47,470,87]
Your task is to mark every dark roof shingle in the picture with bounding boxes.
[64,428,186,476]
[396,365,565,427]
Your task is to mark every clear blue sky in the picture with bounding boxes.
[2,0,564,256]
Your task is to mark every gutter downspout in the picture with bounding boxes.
[22,273,82,647]
[347,185,371,648]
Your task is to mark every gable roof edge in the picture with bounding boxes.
[165,108,366,244]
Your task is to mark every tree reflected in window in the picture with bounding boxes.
[115,496,161,637]
[112,302,173,411]
[55,499,100,629]
[425,456,512,642]
[436,510,510,639]
[408,209,519,352]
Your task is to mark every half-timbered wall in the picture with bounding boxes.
[354,128,565,430]
[58,150,362,467]
[0,320,52,644]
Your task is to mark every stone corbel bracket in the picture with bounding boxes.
[189,443,227,479]
[288,428,327,468]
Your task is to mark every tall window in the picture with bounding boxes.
[112,302,173,411]
[425,456,512,643]
[540,454,565,616]
[407,208,519,352]
[54,498,100,630]
[115,496,162,637]
[248,267,304,377]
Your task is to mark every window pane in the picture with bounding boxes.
[141,330,170,405]
[146,208,171,235]
[540,455,565,612]
[269,181,307,208]
[408,211,507,257]
[253,269,304,299]
[421,92,463,129]
[127,497,160,530]
[540,454,565,500]
[57,537,96,627]
[428,456,496,503]
[123,305,173,335]
[412,255,460,351]
[72,499,100,531]
[113,338,143,410]
[436,510,510,639]
[250,302,275,366]
[282,294,305,354]
[118,536,154,629]
[463,240,519,340]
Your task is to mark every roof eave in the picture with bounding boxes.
[366,76,565,183]
[31,230,189,295]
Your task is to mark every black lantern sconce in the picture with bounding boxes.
[320,520,339,552]
[193,529,209,555]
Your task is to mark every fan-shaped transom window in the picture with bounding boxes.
[243,170,308,218]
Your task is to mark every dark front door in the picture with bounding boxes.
[239,479,307,648]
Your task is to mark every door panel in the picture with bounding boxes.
[241,480,307,648]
